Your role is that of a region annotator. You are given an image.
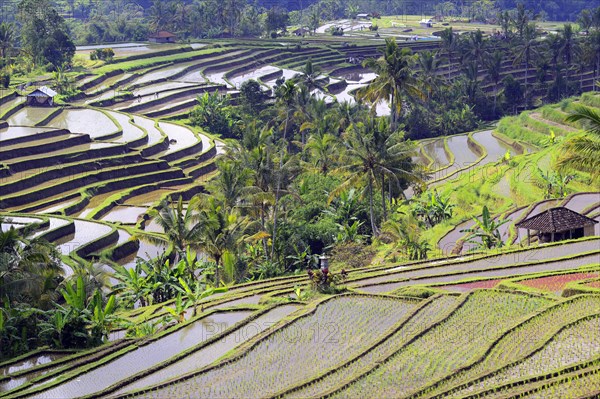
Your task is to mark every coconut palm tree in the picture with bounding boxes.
[330,117,419,235]
[416,50,444,100]
[0,23,16,59]
[195,196,252,286]
[558,104,600,178]
[305,133,340,175]
[485,51,503,116]
[293,59,326,92]
[144,196,204,264]
[560,23,580,90]
[358,38,425,132]
[513,23,539,98]
[440,27,458,79]
[0,221,62,307]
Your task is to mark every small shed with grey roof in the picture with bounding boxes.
[27,86,57,106]
[516,207,597,245]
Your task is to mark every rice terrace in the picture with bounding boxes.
[1,0,600,398]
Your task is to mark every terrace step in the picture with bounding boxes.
[0,134,92,161]
[0,127,70,147]
[4,141,131,173]
[0,161,175,208]
[0,153,148,195]
[13,168,189,214]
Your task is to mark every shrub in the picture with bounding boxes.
[330,242,376,270]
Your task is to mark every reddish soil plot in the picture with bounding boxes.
[439,279,502,292]
[519,272,600,292]
[585,280,600,289]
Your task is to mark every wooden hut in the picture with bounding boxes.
[148,31,176,43]
[516,207,598,245]
[26,86,57,106]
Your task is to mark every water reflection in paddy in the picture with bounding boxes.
[33,311,253,398]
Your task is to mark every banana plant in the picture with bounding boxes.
[88,290,119,343]
[165,294,191,324]
[461,206,509,250]
[175,278,227,318]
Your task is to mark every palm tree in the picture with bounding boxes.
[557,105,600,178]
[358,38,425,132]
[294,59,326,91]
[207,159,253,211]
[148,0,172,32]
[416,51,444,99]
[144,196,204,263]
[305,133,339,175]
[485,51,503,116]
[513,2,532,40]
[560,24,580,90]
[513,23,539,98]
[0,23,16,59]
[440,27,458,79]
[330,117,419,235]
[0,221,62,307]
[195,197,252,286]
[465,29,486,68]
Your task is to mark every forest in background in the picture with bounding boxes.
[0,0,598,45]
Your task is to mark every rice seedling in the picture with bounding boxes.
[127,295,418,398]
[330,290,550,398]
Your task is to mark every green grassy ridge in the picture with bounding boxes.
[284,53,346,70]
[0,128,70,148]
[0,90,16,105]
[0,339,135,398]
[112,294,408,398]
[580,92,600,108]
[458,350,600,399]
[497,265,600,296]
[496,116,549,147]
[201,48,284,77]
[327,290,553,399]
[5,139,131,173]
[0,350,76,384]
[86,177,192,221]
[7,304,255,399]
[14,168,187,215]
[0,97,26,120]
[34,108,64,127]
[519,112,572,136]
[350,247,600,292]
[82,304,303,399]
[491,363,600,399]
[270,294,449,398]
[94,48,229,74]
[408,293,590,398]
[421,299,600,399]
[222,49,325,82]
[562,277,600,296]
[316,292,476,398]
[427,130,488,186]
[123,49,257,92]
[73,224,120,260]
[430,143,595,249]
[0,160,172,207]
[116,85,224,114]
[273,49,341,68]
[0,134,92,162]
[421,264,600,293]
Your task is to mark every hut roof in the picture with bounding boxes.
[149,31,176,39]
[516,207,597,233]
[28,86,57,98]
